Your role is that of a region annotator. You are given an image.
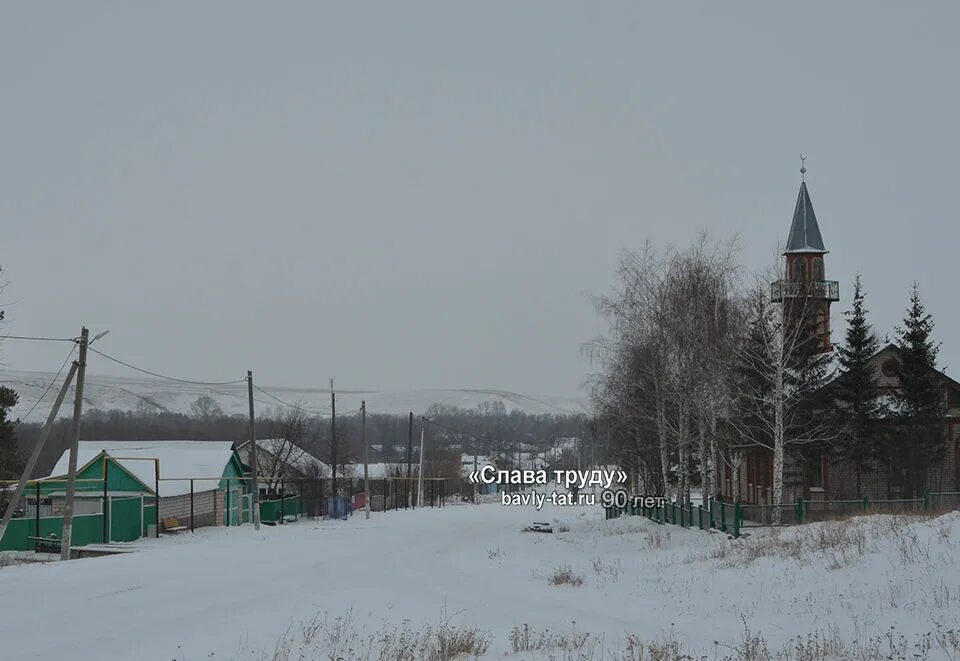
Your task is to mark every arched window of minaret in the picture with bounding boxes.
[813,257,824,281]
[793,258,807,281]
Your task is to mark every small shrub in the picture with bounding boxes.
[509,623,591,653]
[549,566,584,587]
[590,557,624,583]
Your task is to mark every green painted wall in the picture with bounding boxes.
[219,455,248,492]
[32,453,152,497]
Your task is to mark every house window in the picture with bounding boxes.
[882,359,898,378]
[808,452,824,489]
[812,257,824,281]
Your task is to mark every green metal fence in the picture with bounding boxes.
[0,513,104,552]
[604,491,960,539]
[605,499,742,537]
[109,496,144,542]
[260,495,303,523]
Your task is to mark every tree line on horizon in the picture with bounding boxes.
[6,398,594,491]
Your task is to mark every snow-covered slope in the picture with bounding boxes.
[0,368,588,421]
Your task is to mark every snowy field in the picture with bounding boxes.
[1,499,959,660]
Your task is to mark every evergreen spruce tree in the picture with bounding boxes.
[0,386,21,514]
[832,275,884,497]
[891,284,945,498]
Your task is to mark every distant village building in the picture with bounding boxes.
[234,438,328,497]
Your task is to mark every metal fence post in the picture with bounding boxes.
[924,493,930,511]
[35,481,41,549]
[190,480,195,532]
[720,501,727,532]
[733,502,741,538]
[863,496,869,512]
[103,468,110,543]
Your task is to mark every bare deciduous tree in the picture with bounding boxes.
[587,234,741,505]
[730,267,836,523]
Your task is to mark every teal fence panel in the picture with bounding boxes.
[930,492,960,511]
[0,513,105,552]
[110,496,143,542]
[260,495,302,523]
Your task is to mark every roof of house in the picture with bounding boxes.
[47,441,239,498]
[235,438,326,475]
[784,181,827,254]
[826,343,960,394]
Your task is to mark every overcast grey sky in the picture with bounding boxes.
[2,3,958,398]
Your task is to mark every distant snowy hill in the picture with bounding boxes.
[0,369,589,422]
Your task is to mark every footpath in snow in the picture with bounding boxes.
[1,499,959,660]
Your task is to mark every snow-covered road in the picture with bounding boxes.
[1,501,959,659]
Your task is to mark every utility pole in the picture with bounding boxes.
[417,418,426,508]
[247,370,261,531]
[406,411,413,508]
[60,327,89,560]
[0,362,78,546]
[330,378,337,500]
[362,401,369,520]
[473,433,479,505]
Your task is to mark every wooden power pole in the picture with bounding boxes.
[247,370,261,531]
[60,327,89,560]
[406,411,413,508]
[0,361,78,546]
[362,401,369,520]
[417,418,425,508]
[330,378,337,499]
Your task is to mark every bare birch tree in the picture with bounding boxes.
[588,235,741,505]
[731,270,836,523]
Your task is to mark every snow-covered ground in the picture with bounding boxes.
[1,499,959,660]
[0,368,588,421]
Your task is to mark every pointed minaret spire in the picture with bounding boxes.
[784,162,827,255]
[772,159,839,353]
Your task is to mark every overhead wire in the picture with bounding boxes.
[252,384,331,416]
[85,346,247,386]
[0,334,76,343]
[12,343,77,426]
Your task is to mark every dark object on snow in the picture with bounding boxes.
[523,521,554,533]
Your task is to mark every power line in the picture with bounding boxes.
[252,384,331,416]
[13,343,77,426]
[0,334,76,343]
[85,346,247,386]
